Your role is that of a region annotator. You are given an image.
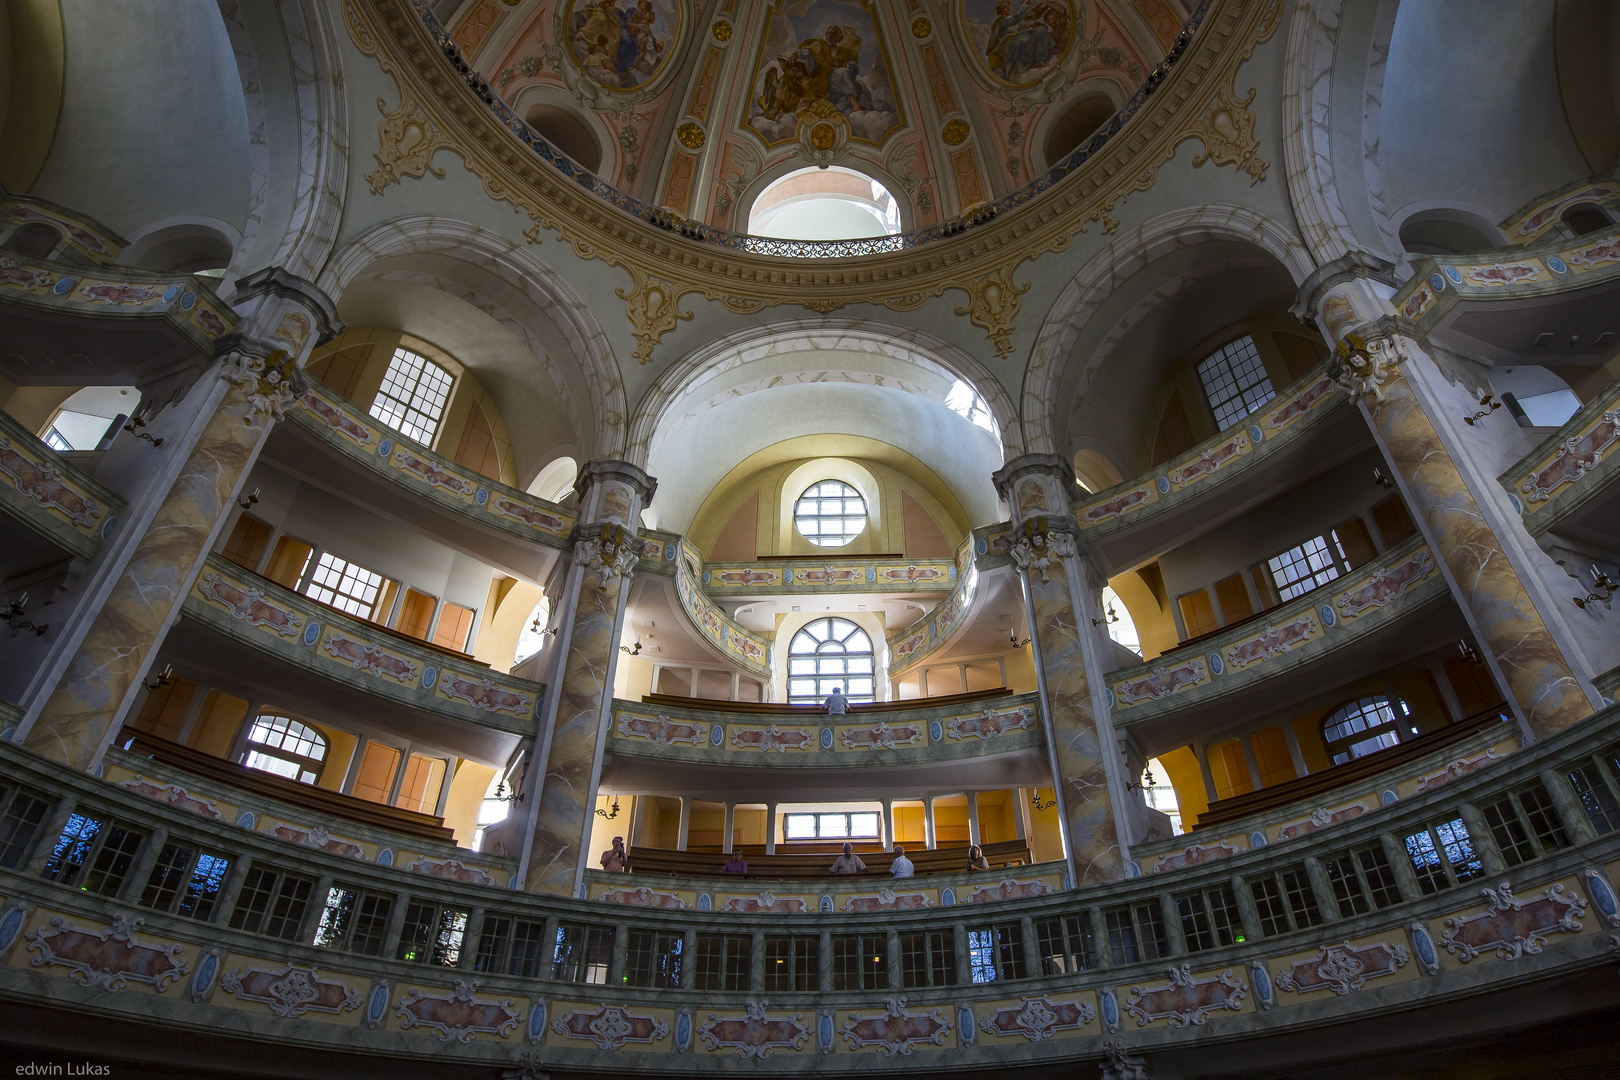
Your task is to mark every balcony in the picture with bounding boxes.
[0,406,125,579]
[1500,373,1620,548]
[165,553,542,763]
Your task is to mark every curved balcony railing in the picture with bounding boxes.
[1393,219,1620,333]
[1,194,127,264]
[607,691,1042,769]
[402,0,1209,260]
[1499,175,1620,247]
[1071,361,1344,540]
[673,540,774,678]
[1498,372,1620,537]
[697,556,958,597]
[1,706,1617,1069]
[182,553,543,737]
[289,377,579,552]
[0,407,125,562]
[886,537,981,677]
[1106,536,1446,724]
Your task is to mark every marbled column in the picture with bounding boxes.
[993,454,1127,886]
[523,462,656,895]
[1335,330,1591,738]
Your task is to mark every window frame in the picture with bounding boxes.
[368,346,455,446]
[1480,781,1572,866]
[792,479,869,548]
[472,913,549,977]
[551,922,614,985]
[898,928,957,988]
[694,933,752,992]
[1173,884,1245,953]
[1035,913,1096,976]
[1196,334,1275,430]
[312,884,394,956]
[832,932,889,990]
[1321,695,1408,765]
[240,713,329,786]
[763,934,818,993]
[1103,901,1169,966]
[1248,864,1322,937]
[137,840,232,922]
[1403,815,1485,895]
[229,866,316,941]
[0,784,52,870]
[41,812,147,898]
[396,900,468,966]
[782,811,880,841]
[966,922,1027,984]
[623,927,683,989]
[301,550,389,620]
[1321,843,1403,917]
[786,617,876,705]
[1265,530,1354,603]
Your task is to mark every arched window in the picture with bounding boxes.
[748,166,901,240]
[1321,695,1407,765]
[514,596,552,666]
[787,618,875,704]
[794,480,868,548]
[1561,203,1612,237]
[944,379,998,437]
[369,347,454,445]
[241,714,328,784]
[1100,586,1140,656]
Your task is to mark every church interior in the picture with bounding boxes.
[1,0,1620,1076]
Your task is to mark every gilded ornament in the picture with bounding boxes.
[941,118,970,146]
[615,267,692,363]
[711,19,732,42]
[911,16,931,38]
[1188,83,1268,184]
[954,266,1029,358]
[365,95,455,195]
[809,123,838,151]
[676,122,706,150]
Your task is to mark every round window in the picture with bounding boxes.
[794,480,867,547]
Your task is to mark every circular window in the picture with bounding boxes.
[794,480,867,547]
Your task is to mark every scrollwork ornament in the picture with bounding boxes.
[1330,332,1410,402]
[365,94,455,195]
[576,526,640,589]
[1188,82,1267,184]
[615,267,692,363]
[1100,1038,1155,1080]
[220,349,304,425]
[954,266,1029,358]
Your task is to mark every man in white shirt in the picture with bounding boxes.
[889,845,915,878]
[823,686,849,715]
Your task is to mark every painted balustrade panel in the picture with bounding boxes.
[0,408,125,560]
[698,557,957,596]
[607,692,1043,767]
[0,249,236,351]
[2,710,1620,1070]
[100,746,515,886]
[887,536,980,677]
[635,527,680,573]
[1391,218,1620,334]
[183,554,541,736]
[1500,178,1620,247]
[673,541,773,677]
[971,520,1019,570]
[1499,374,1620,537]
[1071,362,1343,538]
[1131,723,1520,873]
[583,863,1069,915]
[1107,537,1445,723]
[290,377,577,549]
[1,197,127,263]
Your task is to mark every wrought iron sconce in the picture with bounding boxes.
[1573,566,1617,611]
[1091,603,1120,628]
[3,594,47,637]
[620,640,642,656]
[595,796,622,821]
[238,487,260,510]
[1462,390,1502,426]
[144,663,175,693]
[490,780,519,804]
[1126,768,1156,793]
[1372,468,1395,490]
[123,415,163,447]
[1456,640,1483,665]
[1008,629,1031,649]
[1029,791,1055,811]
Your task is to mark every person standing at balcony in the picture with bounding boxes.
[601,835,628,872]
[966,844,990,872]
[830,842,866,874]
[722,851,749,875]
[889,845,915,878]
[823,685,849,715]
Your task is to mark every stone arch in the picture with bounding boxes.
[316,217,628,463]
[1020,204,1313,455]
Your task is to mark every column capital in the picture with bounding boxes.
[574,459,658,528]
[226,267,344,354]
[992,453,1081,530]
[1291,250,1399,322]
[1326,316,1421,402]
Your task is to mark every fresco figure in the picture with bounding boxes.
[970,0,1074,84]
[747,1,901,145]
[568,0,674,90]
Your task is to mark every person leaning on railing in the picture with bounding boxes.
[829,842,866,874]
[966,844,990,872]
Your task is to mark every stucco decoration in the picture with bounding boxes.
[954,265,1032,357]
[701,1001,811,1058]
[220,964,364,1017]
[840,998,952,1055]
[1440,882,1587,962]
[365,93,456,195]
[395,980,521,1042]
[553,1004,669,1049]
[979,996,1094,1041]
[27,913,187,993]
[616,266,693,363]
[1187,82,1267,183]
[1125,965,1247,1027]
[1275,942,1409,995]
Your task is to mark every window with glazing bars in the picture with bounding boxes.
[1568,756,1620,835]
[229,867,314,940]
[1481,781,1572,867]
[312,886,393,955]
[1175,885,1244,952]
[551,923,614,984]
[1197,335,1274,429]
[369,347,453,444]
[764,935,818,992]
[695,934,752,992]
[1267,533,1351,603]
[899,929,957,988]
[1035,913,1096,975]
[473,915,548,977]
[41,813,146,897]
[138,842,231,921]
[1104,902,1168,965]
[397,902,467,965]
[241,714,328,785]
[1321,695,1407,765]
[833,933,888,990]
[0,784,51,870]
[1322,845,1403,917]
[1404,816,1485,894]
[967,923,1027,983]
[1249,865,1322,936]
[302,552,385,619]
[623,929,683,988]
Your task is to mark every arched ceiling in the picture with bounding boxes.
[449,0,1187,230]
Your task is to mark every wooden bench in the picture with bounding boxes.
[621,839,1033,880]
[1194,706,1510,830]
[119,731,457,844]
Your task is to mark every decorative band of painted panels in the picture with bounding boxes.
[1498,372,1620,537]
[184,553,542,736]
[0,251,235,353]
[674,540,773,677]
[0,406,125,561]
[887,537,981,677]
[1107,537,1444,723]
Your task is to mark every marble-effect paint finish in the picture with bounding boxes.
[1367,366,1589,737]
[24,375,269,769]
[525,570,624,894]
[1029,557,1124,885]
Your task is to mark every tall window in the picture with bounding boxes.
[1322,695,1407,765]
[1266,531,1352,601]
[369,347,453,444]
[242,714,328,784]
[794,480,867,547]
[787,617,874,703]
[303,551,386,618]
[1196,336,1274,430]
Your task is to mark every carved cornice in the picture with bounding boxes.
[343,0,1283,359]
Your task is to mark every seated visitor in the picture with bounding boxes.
[829,842,867,874]
[966,844,990,871]
[722,851,749,875]
[889,845,915,878]
[600,835,628,873]
[823,685,849,715]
